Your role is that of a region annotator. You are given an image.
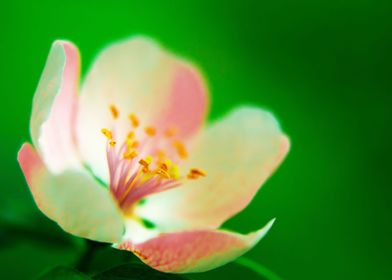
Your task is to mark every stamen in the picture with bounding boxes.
[126,139,139,149]
[109,139,117,147]
[129,113,139,128]
[131,140,139,148]
[164,159,172,168]
[104,113,207,214]
[156,150,166,163]
[187,168,207,179]
[156,168,170,179]
[124,150,138,160]
[164,127,177,138]
[169,164,180,180]
[160,162,169,171]
[144,126,156,136]
[139,156,152,173]
[118,165,144,203]
[173,140,188,159]
[110,105,119,119]
[101,128,113,139]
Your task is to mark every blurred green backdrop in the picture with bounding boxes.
[1,0,391,279]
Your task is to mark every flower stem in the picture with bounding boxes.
[75,240,101,272]
[234,257,283,280]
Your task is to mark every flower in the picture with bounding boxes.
[17,37,290,273]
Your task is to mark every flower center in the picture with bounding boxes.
[101,105,206,215]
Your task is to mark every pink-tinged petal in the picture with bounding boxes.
[136,107,290,231]
[153,63,208,139]
[76,36,208,182]
[17,143,124,243]
[117,219,275,273]
[30,40,81,173]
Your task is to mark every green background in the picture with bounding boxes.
[1,0,391,279]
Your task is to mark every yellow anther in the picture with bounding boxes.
[155,150,166,163]
[131,140,139,148]
[164,127,177,138]
[110,105,119,119]
[101,128,113,139]
[160,162,169,171]
[156,168,170,179]
[144,126,156,136]
[138,156,152,173]
[128,113,139,128]
[124,150,138,160]
[187,168,207,179]
[173,140,188,159]
[127,131,135,139]
[138,159,149,168]
[160,159,172,172]
[126,138,139,149]
[109,139,117,147]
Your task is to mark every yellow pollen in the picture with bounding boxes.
[127,131,135,139]
[145,155,153,164]
[109,139,116,147]
[109,105,119,119]
[128,113,139,128]
[187,168,207,179]
[173,140,188,159]
[170,164,180,180]
[164,127,177,138]
[144,126,156,136]
[123,150,138,160]
[164,159,172,167]
[101,128,113,139]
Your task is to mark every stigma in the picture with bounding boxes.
[102,105,206,215]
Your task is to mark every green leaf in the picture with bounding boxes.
[38,266,90,280]
[74,241,137,275]
[0,216,84,250]
[186,261,270,280]
[93,263,188,280]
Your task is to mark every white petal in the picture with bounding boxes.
[136,107,289,231]
[30,40,81,173]
[76,36,208,182]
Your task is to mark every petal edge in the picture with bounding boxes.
[116,219,275,273]
[30,40,81,173]
[18,143,124,243]
[136,107,289,231]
